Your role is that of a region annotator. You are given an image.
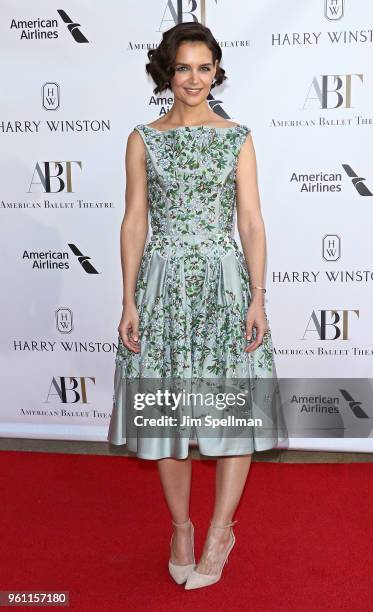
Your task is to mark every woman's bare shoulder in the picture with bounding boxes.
[146,119,165,129]
[125,128,146,163]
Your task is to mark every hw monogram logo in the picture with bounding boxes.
[42,82,60,111]
[303,74,363,109]
[55,308,74,334]
[324,0,344,21]
[28,161,82,193]
[46,376,95,403]
[57,10,89,43]
[322,234,341,262]
[302,310,359,340]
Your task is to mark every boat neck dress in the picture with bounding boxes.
[107,122,288,459]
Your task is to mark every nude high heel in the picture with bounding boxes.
[168,517,196,584]
[184,519,238,590]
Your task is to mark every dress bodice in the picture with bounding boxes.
[134,123,251,237]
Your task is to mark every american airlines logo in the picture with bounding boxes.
[57,10,89,43]
[342,165,373,196]
[68,244,99,274]
[340,389,369,419]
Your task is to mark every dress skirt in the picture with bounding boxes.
[107,232,288,459]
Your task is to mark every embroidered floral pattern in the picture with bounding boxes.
[115,124,276,380]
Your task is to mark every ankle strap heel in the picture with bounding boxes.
[185,519,238,590]
[169,517,196,584]
[210,519,238,528]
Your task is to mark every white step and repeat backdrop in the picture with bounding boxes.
[1,1,372,451]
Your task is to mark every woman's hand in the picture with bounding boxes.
[118,304,140,353]
[244,302,269,353]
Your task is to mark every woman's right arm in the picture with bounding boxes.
[118,129,148,353]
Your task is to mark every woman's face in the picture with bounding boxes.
[170,40,218,105]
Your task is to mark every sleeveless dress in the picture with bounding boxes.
[107,123,288,458]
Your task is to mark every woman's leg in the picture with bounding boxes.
[157,456,194,564]
[196,454,253,574]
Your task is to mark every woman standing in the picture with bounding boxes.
[108,22,287,589]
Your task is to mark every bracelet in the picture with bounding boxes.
[251,284,267,293]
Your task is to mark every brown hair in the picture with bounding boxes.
[145,22,227,95]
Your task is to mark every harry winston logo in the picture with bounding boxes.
[42,83,60,110]
[56,308,74,333]
[322,235,341,262]
[324,0,344,21]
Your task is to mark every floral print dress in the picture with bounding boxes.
[107,123,288,458]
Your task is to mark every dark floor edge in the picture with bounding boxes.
[0,438,373,462]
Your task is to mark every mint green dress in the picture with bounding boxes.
[107,123,288,458]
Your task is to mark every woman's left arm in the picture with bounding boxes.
[236,132,269,353]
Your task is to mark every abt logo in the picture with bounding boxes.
[302,310,359,340]
[28,161,82,193]
[46,377,95,403]
[303,74,363,109]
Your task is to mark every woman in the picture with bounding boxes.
[108,22,287,590]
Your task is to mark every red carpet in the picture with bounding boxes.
[0,451,372,611]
